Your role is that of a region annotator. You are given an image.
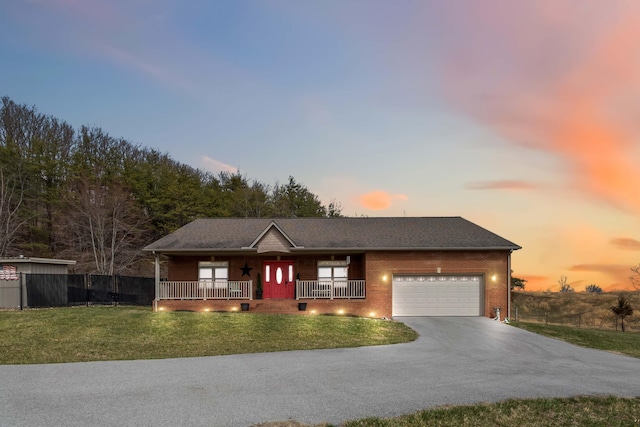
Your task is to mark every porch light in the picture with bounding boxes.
[382,274,388,282]
[491,274,497,282]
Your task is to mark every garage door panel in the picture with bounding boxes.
[392,275,482,317]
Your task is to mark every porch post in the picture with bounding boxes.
[507,250,512,320]
[153,252,160,312]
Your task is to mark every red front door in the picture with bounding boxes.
[264,261,295,299]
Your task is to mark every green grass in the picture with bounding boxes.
[337,396,640,427]
[511,321,640,358]
[0,306,418,364]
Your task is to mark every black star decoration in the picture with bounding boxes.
[240,262,253,277]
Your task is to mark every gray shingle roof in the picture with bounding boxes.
[144,217,521,253]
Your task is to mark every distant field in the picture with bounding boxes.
[510,321,640,358]
[512,291,640,331]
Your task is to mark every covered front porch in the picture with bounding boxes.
[150,250,369,314]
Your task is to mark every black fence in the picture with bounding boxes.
[24,274,154,308]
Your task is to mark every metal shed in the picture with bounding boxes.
[0,257,77,309]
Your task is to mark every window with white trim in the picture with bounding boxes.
[198,261,229,289]
[318,262,348,287]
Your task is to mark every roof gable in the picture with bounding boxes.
[248,222,299,254]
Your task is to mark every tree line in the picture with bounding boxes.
[0,97,341,275]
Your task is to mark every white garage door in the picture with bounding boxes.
[392,275,482,316]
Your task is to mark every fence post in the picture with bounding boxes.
[113,275,118,307]
[19,272,24,310]
[85,274,90,306]
[577,314,581,328]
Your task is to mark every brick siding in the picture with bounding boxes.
[162,250,511,319]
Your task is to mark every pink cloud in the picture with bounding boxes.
[201,156,237,174]
[358,191,407,211]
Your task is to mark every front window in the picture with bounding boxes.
[318,263,348,287]
[199,261,229,289]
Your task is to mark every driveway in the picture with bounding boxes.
[1,317,639,427]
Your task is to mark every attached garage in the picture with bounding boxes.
[392,275,483,317]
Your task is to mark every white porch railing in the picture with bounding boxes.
[158,280,252,300]
[296,280,365,299]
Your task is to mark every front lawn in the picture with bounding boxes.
[337,396,640,427]
[0,306,417,364]
[511,321,640,358]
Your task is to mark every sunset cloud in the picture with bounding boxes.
[358,191,408,211]
[467,180,538,191]
[569,263,633,290]
[437,2,640,213]
[201,156,237,174]
[609,238,640,251]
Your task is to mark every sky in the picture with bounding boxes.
[1,0,639,292]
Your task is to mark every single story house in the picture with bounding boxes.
[143,217,521,319]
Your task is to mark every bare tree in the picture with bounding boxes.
[0,168,28,256]
[558,275,574,293]
[630,264,640,290]
[61,180,148,275]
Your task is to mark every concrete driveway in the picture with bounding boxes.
[1,317,639,427]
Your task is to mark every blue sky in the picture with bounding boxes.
[2,0,640,291]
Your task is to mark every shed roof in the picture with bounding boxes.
[144,217,521,254]
[0,257,76,265]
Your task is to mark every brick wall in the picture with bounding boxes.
[164,250,511,319]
